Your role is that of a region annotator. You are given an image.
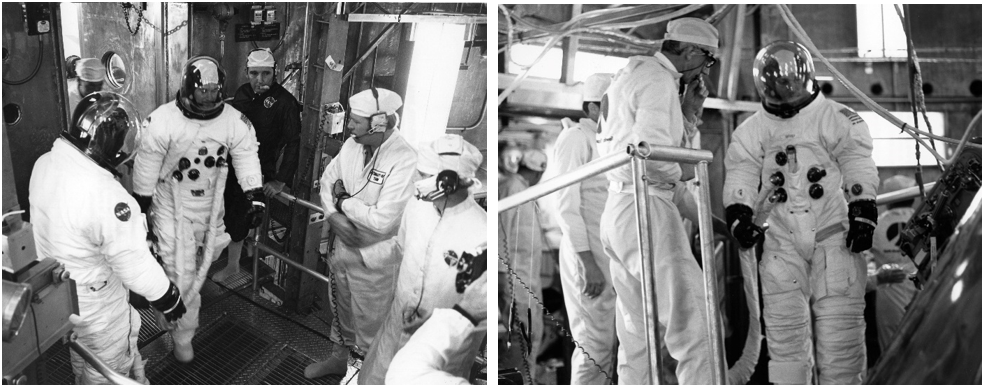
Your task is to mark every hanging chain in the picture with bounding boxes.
[498,218,614,384]
[121,2,188,37]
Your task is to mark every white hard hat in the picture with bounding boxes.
[418,134,483,179]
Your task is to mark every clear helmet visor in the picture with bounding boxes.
[753,41,817,109]
[71,92,142,170]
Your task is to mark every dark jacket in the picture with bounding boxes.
[230,81,301,185]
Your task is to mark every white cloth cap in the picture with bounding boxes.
[521,149,547,172]
[417,134,483,179]
[349,88,402,118]
[881,175,916,194]
[664,17,719,55]
[246,49,276,68]
[76,58,105,82]
[582,73,612,102]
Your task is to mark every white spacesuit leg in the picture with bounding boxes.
[69,277,139,384]
[811,243,867,384]
[759,247,814,385]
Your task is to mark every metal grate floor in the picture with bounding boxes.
[145,318,275,385]
[37,340,74,385]
[137,308,163,347]
[249,346,342,385]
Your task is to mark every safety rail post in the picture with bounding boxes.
[251,192,330,293]
[696,160,728,384]
[629,151,664,385]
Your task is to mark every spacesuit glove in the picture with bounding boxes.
[847,199,878,253]
[726,204,763,249]
[245,189,267,228]
[149,282,187,322]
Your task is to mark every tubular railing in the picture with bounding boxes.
[876,182,936,206]
[249,192,331,292]
[498,142,727,385]
[67,337,143,385]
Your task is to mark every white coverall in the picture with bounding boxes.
[385,308,480,385]
[498,172,544,380]
[133,102,262,348]
[554,118,616,384]
[30,138,172,384]
[360,196,486,383]
[318,132,417,352]
[870,207,918,350]
[597,52,712,385]
[66,78,84,114]
[723,94,878,384]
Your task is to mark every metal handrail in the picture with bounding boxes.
[67,337,143,385]
[876,183,936,206]
[498,143,727,384]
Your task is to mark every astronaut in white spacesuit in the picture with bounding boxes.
[30,92,187,384]
[596,17,719,384]
[132,56,265,363]
[305,87,418,379]
[723,41,879,384]
[361,134,486,384]
[554,73,616,385]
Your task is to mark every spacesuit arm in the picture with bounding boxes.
[631,70,683,182]
[132,115,169,196]
[229,113,264,191]
[275,100,302,185]
[554,130,592,252]
[340,149,417,234]
[722,122,761,209]
[385,309,473,385]
[827,109,879,201]
[91,195,170,300]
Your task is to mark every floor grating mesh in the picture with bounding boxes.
[137,308,163,347]
[37,340,74,385]
[251,346,343,385]
[145,318,275,385]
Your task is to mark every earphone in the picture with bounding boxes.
[368,87,388,134]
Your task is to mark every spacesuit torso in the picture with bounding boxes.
[725,94,879,255]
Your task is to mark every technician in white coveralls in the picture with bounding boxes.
[132,56,265,363]
[868,175,919,351]
[305,87,418,379]
[554,73,616,385]
[30,92,187,384]
[596,17,719,384]
[723,41,878,384]
[361,134,486,384]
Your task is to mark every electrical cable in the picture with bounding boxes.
[3,36,43,86]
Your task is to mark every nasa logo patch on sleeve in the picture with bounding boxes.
[114,202,132,221]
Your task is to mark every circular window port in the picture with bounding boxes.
[4,103,22,125]
[922,82,934,95]
[970,79,981,97]
[101,51,128,89]
[870,83,884,96]
[821,82,834,95]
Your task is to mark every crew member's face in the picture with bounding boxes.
[193,84,221,108]
[347,114,378,145]
[247,66,274,94]
[682,45,715,81]
[500,148,522,174]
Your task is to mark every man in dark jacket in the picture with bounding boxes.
[213,48,301,282]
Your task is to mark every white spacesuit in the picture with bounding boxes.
[133,57,263,363]
[306,87,417,379]
[30,92,186,384]
[360,134,486,384]
[555,73,616,384]
[597,17,718,385]
[723,41,879,384]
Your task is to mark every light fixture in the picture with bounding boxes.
[402,23,466,149]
